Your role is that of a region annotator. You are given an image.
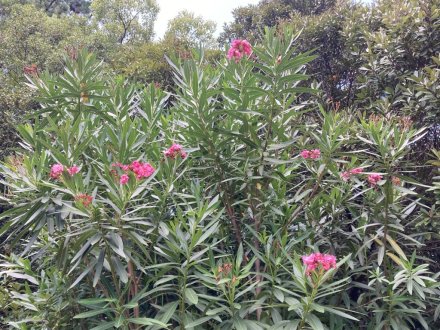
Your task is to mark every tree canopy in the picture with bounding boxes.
[164,10,217,49]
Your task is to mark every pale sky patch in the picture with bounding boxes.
[155,0,261,39]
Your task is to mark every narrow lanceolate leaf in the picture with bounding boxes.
[185,287,198,305]
[185,316,213,329]
[127,318,167,327]
[69,260,97,289]
[386,236,408,261]
[1,272,39,285]
[93,249,105,287]
[158,301,179,324]
[73,308,111,319]
[322,306,360,321]
[90,322,116,330]
[306,314,324,330]
[111,256,128,283]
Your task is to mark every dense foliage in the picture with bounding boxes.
[1,0,440,329]
[0,27,439,329]
[1,0,439,158]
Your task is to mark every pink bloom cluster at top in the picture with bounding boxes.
[300,149,321,160]
[119,174,129,185]
[75,193,93,207]
[368,173,383,186]
[50,163,80,179]
[227,39,252,62]
[50,164,64,179]
[164,144,187,160]
[131,161,155,180]
[112,160,156,185]
[302,252,337,275]
[67,165,80,176]
[340,167,363,181]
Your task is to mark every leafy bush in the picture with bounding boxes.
[0,28,439,329]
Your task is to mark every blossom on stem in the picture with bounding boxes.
[300,149,321,160]
[50,163,64,179]
[368,173,383,186]
[130,161,155,180]
[392,176,401,186]
[350,167,363,175]
[164,144,187,159]
[67,165,80,176]
[340,167,363,181]
[75,193,93,207]
[340,171,351,181]
[112,162,130,171]
[300,150,310,159]
[227,39,252,62]
[309,149,321,159]
[111,160,155,181]
[119,174,129,185]
[302,252,337,275]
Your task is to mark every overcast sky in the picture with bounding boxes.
[155,0,261,39]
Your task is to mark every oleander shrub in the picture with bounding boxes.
[0,28,439,329]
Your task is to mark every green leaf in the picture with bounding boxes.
[185,287,198,305]
[386,236,408,261]
[93,249,105,287]
[73,308,111,319]
[185,316,213,329]
[322,306,359,321]
[128,318,167,327]
[306,314,324,330]
[158,301,179,324]
[90,322,116,330]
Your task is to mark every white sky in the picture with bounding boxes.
[155,0,261,39]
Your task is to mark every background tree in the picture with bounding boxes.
[0,3,97,158]
[0,0,91,15]
[90,0,159,44]
[164,10,217,49]
[32,0,91,14]
[219,0,337,43]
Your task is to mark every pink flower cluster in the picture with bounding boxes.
[340,167,363,181]
[227,39,252,62]
[367,173,383,186]
[164,144,187,160]
[340,168,383,187]
[300,149,321,160]
[131,161,155,179]
[75,193,93,207]
[119,174,129,185]
[112,160,156,185]
[302,252,337,275]
[50,163,80,179]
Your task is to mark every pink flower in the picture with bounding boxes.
[368,173,383,186]
[227,39,252,62]
[340,171,351,181]
[300,150,311,159]
[302,252,337,275]
[50,163,64,179]
[309,149,321,159]
[350,167,363,175]
[67,165,80,176]
[227,48,243,61]
[119,174,129,185]
[75,193,93,207]
[300,149,321,160]
[321,254,337,271]
[130,161,155,180]
[112,162,130,171]
[341,167,364,181]
[392,176,401,186]
[164,144,187,159]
